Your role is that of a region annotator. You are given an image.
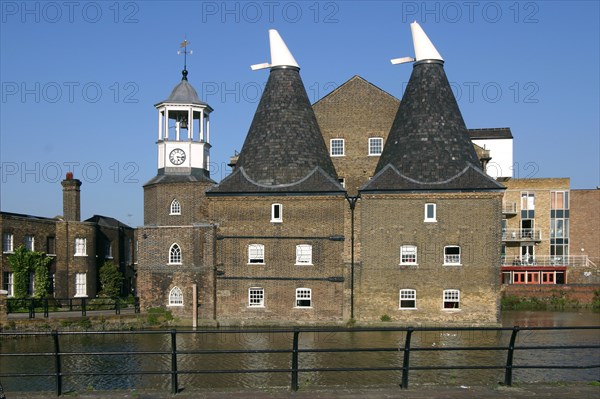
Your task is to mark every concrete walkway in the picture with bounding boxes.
[7,382,600,398]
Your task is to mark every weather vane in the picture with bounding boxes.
[177,37,192,80]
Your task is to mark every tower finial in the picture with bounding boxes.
[178,37,193,80]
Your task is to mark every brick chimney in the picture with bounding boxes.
[61,172,82,221]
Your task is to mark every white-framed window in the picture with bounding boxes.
[169,243,182,264]
[24,235,35,251]
[3,233,13,253]
[248,287,265,307]
[330,138,345,156]
[368,137,383,156]
[400,245,417,265]
[170,199,181,215]
[338,178,345,188]
[74,238,87,256]
[46,236,56,255]
[3,272,14,297]
[271,203,282,223]
[424,203,437,222]
[75,273,87,297]
[105,241,113,259]
[295,288,312,308]
[296,244,313,265]
[248,244,265,264]
[443,289,460,309]
[168,286,183,306]
[399,289,416,309]
[444,246,461,265]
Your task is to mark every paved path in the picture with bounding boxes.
[6,383,600,398]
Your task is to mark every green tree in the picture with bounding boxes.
[8,246,52,298]
[99,261,124,298]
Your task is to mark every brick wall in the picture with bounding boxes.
[503,284,598,304]
[314,76,400,196]
[144,180,213,226]
[358,192,503,324]
[136,224,215,320]
[209,194,347,324]
[570,189,600,265]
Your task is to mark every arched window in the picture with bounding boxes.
[169,243,182,264]
[170,199,181,215]
[169,286,183,306]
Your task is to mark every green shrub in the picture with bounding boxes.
[380,314,392,322]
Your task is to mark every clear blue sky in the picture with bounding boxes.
[1,1,599,227]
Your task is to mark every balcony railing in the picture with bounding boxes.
[502,202,517,215]
[502,228,542,241]
[501,255,590,267]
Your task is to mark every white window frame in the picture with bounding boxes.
[330,138,345,156]
[248,287,265,307]
[295,288,312,308]
[338,178,345,188]
[75,273,87,298]
[400,245,418,265]
[170,199,181,215]
[169,243,182,264]
[443,289,460,310]
[368,137,383,156]
[3,272,14,297]
[443,246,461,265]
[24,235,35,251]
[399,289,416,309]
[168,286,184,306]
[248,244,265,264]
[74,238,87,256]
[295,244,313,265]
[3,233,13,253]
[105,241,113,259]
[271,203,282,223]
[424,203,437,222]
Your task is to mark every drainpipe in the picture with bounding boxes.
[345,195,359,320]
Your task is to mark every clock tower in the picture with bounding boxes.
[154,67,213,177]
[142,44,216,226]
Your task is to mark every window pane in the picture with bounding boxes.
[249,288,264,307]
[331,139,344,156]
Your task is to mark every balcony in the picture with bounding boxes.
[502,228,542,242]
[502,202,517,216]
[501,255,590,267]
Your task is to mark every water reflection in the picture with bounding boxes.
[1,311,598,393]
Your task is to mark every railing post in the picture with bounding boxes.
[171,329,179,394]
[44,298,49,318]
[401,327,414,389]
[504,326,520,386]
[29,298,35,319]
[81,298,87,316]
[135,297,140,313]
[290,329,300,392]
[115,298,120,315]
[52,330,62,396]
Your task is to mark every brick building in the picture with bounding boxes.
[136,64,217,320]
[1,173,135,299]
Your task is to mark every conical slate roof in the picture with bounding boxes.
[210,30,342,194]
[363,23,503,192]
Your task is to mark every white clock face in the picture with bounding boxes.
[169,148,186,165]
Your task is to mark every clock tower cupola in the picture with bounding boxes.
[154,40,213,178]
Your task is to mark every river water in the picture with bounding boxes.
[1,311,599,393]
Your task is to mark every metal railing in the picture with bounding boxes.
[6,297,140,318]
[0,326,598,396]
[501,255,590,267]
[502,228,542,241]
